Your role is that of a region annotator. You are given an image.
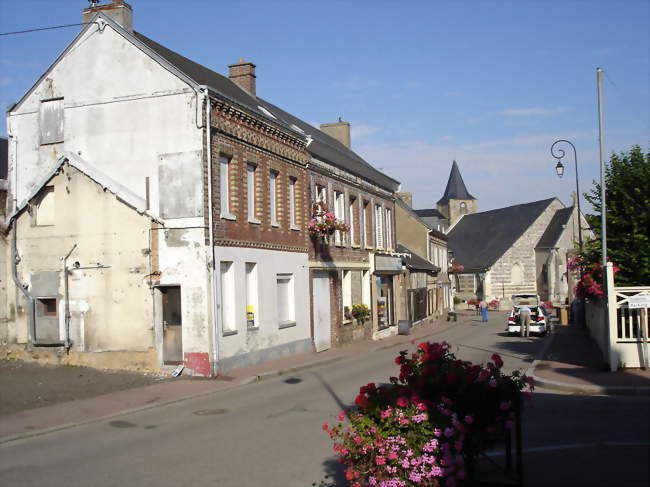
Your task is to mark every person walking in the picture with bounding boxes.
[519,302,531,337]
[479,299,489,322]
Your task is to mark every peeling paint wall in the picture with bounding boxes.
[7,23,203,220]
[5,166,153,358]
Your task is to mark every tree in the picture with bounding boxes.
[583,145,650,286]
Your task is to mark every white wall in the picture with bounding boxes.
[7,23,203,219]
[214,246,311,368]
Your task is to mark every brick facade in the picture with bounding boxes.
[208,101,310,252]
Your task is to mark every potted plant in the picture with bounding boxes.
[308,201,349,242]
[351,304,371,324]
[323,342,533,486]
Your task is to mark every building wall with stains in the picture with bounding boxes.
[6,21,204,226]
[3,165,157,370]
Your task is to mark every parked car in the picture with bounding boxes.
[506,294,549,336]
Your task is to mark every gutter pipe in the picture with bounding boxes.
[200,85,219,375]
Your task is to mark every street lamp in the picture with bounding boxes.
[550,139,583,251]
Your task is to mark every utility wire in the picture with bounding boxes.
[0,23,92,36]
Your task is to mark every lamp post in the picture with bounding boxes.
[550,139,583,251]
[551,139,585,328]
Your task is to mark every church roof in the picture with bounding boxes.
[436,160,476,205]
[447,198,557,273]
[536,207,574,249]
[414,208,446,219]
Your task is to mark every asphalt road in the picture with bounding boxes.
[1,313,648,486]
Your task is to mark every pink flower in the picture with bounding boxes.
[489,378,497,388]
[338,410,346,421]
[464,415,474,424]
[375,456,386,465]
[396,396,409,408]
[444,427,455,438]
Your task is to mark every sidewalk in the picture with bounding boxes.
[531,321,650,395]
[0,311,467,443]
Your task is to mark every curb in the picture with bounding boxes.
[529,325,650,396]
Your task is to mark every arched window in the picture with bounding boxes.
[511,263,524,284]
[459,202,468,215]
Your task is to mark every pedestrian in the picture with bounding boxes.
[479,299,488,322]
[519,301,531,337]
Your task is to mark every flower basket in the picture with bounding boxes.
[323,342,533,487]
[308,201,349,240]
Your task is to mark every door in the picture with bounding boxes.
[313,272,331,352]
[161,286,183,364]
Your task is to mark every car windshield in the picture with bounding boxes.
[513,295,539,307]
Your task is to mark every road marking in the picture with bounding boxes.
[485,441,650,456]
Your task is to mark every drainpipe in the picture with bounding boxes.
[200,85,219,375]
[61,244,77,352]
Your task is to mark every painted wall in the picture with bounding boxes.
[6,23,203,220]
[395,202,429,258]
[5,166,155,368]
[213,246,312,371]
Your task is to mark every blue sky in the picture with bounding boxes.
[1,0,648,212]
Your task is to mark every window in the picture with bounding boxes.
[316,185,327,203]
[246,164,260,223]
[342,270,352,321]
[334,191,344,245]
[245,262,258,329]
[270,171,278,226]
[362,270,371,307]
[363,200,370,247]
[289,177,298,228]
[40,98,63,145]
[349,197,357,246]
[375,204,384,249]
[511,263,524,284]
[385,208,393,250]
[37,298,57,317]
[35,186,55,226]
[277,273,295,326]
[220,261,236,334]
[220,155,232,218]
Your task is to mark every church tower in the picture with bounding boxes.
[437,160,477,227]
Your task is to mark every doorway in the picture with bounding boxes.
[376,275,394,330]
[312,272,331,352]
[160,286,183,364]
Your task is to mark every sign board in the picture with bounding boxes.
[628,295,650,309]
[375,255,403,274]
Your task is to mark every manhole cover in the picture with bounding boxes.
[284,377,302,384]
[109,420,136,428]
[192,408,229,416]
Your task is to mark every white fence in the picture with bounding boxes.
[587,263,650,371]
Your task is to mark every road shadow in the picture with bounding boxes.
[313,458,346,487]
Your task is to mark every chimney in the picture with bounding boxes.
[320,118,351,148]
[83,1,133,32]
[228,58,256,96]
[396,192,413,207]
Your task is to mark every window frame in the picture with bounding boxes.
[220,261,237,335]
[276,273,296,327]
[289,176,298,230]
[246,163,260,224]
[269,170,279,227]
[220,155,235,220]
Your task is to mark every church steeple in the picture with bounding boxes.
[436,160,477,227]
[437,160,476,205]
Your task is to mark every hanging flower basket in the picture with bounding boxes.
[308,201,349,240]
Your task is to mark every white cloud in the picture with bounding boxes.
[499,107,569,117]
[355,131,599,212]
[352,124,380,140]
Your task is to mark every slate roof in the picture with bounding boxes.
[133,31,399,192]
[437,160,476,205]
[414,208,445,218]
[536,207,574,248]
[0,136,7,180]
[397,243,440,273]
[447,198,557,273]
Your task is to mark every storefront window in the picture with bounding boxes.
[376,275,394,330]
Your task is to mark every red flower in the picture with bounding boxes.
[396,396,409,408]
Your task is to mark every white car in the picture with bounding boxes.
[506,294,549,336]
